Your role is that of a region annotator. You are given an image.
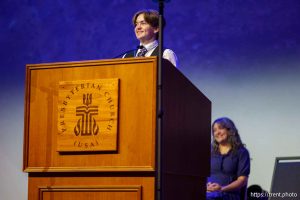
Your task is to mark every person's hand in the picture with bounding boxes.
[207,182,222,192]
[207,182,213,191]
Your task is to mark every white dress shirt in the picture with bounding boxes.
[136,40,179,67]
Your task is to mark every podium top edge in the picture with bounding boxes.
[26,57,158,68]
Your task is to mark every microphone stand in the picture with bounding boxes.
[153,1,169,199]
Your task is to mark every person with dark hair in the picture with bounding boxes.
[206,117,251,200]
[123,9,178,67]
[247,184,268,200]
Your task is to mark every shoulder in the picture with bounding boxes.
[123,50,136,58]
[163,48,177,56]
[236,146,250,157]
[162,48,179,67]
[235,147,250,165]
[238,146,249,154]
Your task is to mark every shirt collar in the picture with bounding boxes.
[140,40,158,51]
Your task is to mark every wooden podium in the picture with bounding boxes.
[23,57,211,200]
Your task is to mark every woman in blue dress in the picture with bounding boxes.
[206,117,250,200]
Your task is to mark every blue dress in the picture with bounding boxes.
[206,147,250,200]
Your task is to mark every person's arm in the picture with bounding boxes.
[206,176,248,192]
[221,175,248,192]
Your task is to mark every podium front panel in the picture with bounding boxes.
[23,57,157,172]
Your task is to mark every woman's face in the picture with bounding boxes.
[213,123,229,144]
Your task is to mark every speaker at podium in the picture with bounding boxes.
[23,57,211,200]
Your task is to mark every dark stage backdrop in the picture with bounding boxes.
[1,0,300,199]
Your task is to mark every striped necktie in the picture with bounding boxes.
[137,46,148,57]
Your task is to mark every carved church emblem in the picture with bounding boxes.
[74,94,99,136]
[57,79,119,152]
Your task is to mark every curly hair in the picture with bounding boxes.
[212,117,244,154]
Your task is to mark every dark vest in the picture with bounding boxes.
[123,46,159,58]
